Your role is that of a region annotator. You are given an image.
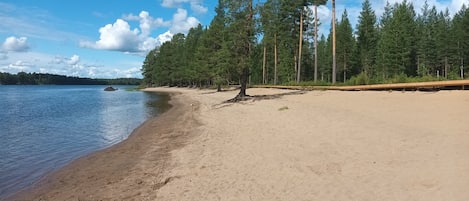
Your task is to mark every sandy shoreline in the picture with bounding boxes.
[5,87,469,201]
[4,91,200,201]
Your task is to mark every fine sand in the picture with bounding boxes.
[5,88,469,201]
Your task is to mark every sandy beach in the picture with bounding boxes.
[5,87,469,201]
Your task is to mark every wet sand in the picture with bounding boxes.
[5,88,469,201]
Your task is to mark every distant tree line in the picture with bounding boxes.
[0,72,142,85]
[142,0,469,88]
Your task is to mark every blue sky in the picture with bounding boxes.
[0,0,467,78]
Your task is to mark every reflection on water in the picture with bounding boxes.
[0,85,169,198]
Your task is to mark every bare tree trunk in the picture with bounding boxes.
[444,56,448,78]
[294,50,298,77]
[460,58,464,79]
[314,5,318,82]
[417,55,420,75]
[297,8,304,83]
[332,0,337,84]
[263,45,267,84]
[274,33,278,85]
[343,53,347,82]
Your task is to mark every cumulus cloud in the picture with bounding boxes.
[80,19,141,52]
[123,11,170,35]
[170,8,200,34]
[157,31,173,44]
[81,9,200,53]
[2,36,30,52]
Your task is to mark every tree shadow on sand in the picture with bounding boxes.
[223,90,307,103]
[210,89,306,110]
[201,87,240,95]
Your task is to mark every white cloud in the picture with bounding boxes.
[2,36,30,52]
[50,54,81,66]
[81,9,200,53]
[0,51,143,78]
[161,0,208,14]
[6,60,31,72]
[157,31,173,44]
[80,19,141,52]
[123,11,170,36]
[190,2,208,14]
[170,8,200,34]
[68,54,80,65]
[161,0,186,7]
[451,0,469,11]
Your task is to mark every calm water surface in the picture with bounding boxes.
[0,85,169,198]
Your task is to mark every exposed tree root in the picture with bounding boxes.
[225,94,252,103]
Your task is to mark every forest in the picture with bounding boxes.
[141,0,469,91]
[0,72,142,85]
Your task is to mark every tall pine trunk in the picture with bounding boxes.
[332,0,337,84]
[297,9,304,83]
[314,5,318,82]
[343,53,347,82]
[274,33,278,85]
[263,45,267,84]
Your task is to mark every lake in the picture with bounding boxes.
[0,85,169,198]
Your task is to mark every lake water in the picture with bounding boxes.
[0,85,169,198]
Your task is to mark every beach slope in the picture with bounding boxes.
[149,88,469,201]
[6,88,469,201]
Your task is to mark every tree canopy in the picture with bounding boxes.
[141,0,469,88]
[0,72,142,85]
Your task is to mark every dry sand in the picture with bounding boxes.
[5,88,469,201]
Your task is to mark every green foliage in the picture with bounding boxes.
[347,71,370,85]
[336,9,356,82]
[356,0,378,74]
[140,0,469,88]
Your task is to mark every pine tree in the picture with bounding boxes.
[434,10,452,78]
[376,1,393,80]
[416,2,439,76]
[141,48,158,86]
[452,5,469,78]
[356,0,378,75]
[224,0,255,98]
[336,9,355,82]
